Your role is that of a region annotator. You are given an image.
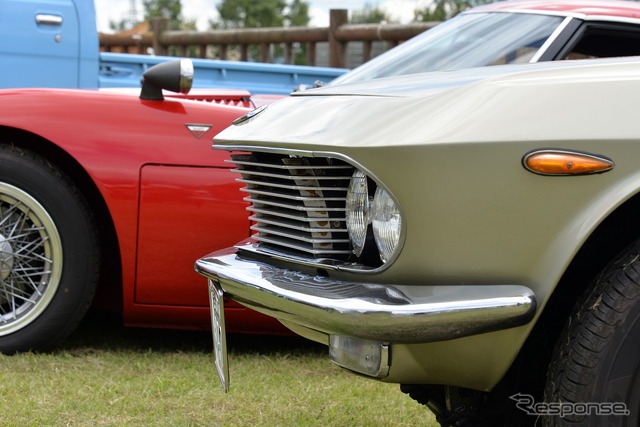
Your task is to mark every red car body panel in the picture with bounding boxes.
[0,88,285,334]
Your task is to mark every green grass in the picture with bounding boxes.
[0,312,436,426]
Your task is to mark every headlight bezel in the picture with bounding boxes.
[345,167,403,267]
[224,146,405,274]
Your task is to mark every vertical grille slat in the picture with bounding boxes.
[230,152,355,260]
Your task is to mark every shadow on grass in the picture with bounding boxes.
[57,309,325,357]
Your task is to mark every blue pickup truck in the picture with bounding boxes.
[0,0,346,94]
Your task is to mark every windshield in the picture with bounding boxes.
[332,12,565,85]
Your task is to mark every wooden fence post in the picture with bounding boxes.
[329,9,348,68]
[306,42,316,66]
[152,18,169,56]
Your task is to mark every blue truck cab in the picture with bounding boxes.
[0,0,346,93]
[1,0,99,88]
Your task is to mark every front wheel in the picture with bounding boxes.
[543,241,640,426]
[0,145,100,353]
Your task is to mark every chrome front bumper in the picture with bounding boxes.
[195,248,537,344]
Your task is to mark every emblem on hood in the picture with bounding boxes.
[185,124,212,139]
[233,104,267,125]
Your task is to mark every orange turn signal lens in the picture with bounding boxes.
[523,150,614,176]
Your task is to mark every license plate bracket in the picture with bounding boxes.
[208,279,229,392]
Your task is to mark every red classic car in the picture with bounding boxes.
[0,60,286,354]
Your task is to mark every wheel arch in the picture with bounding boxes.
[0,126,123,313]
[540,191,640,333]
[493,190,640,405]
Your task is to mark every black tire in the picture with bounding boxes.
[543,241,640,426]
[0,145,100,353]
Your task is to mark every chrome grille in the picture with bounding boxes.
[230,152,355,260]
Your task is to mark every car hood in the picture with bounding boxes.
[214,57,640,151]
[292,63,533,98]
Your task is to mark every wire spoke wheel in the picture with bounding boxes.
[0,145,99,354]
[0,182,62,336]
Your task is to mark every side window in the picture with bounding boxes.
[562,25,640,60]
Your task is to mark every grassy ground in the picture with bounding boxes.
[0,311,436,426]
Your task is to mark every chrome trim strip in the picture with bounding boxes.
[195,249,537,343]
[245,197,346,213]
[236,240,370,269]
[238,178,349,192]
[217,145,339,157]
[233,159,352,171]
[250,225,350,245]
[232,168,352,181]
[242,188,346,202]
[251,235,352,255]
[248,207,347,223]
[249,215,348,233]
[529,16,574,63]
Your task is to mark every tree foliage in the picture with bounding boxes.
[213,0,311,64]
[110,0,194,32]
[287,0,310,27]
[414,0,493,21]
[350,4,394,24]
[214,0,310,28]
[216,0,287,28]
[142,0,190,30]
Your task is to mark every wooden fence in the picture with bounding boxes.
[99,10,439,69]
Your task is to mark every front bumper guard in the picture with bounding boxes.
[195,248,537,344]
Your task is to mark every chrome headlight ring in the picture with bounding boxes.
[371,187,402,263]
[345,170,370,257]
[345,169,402,264]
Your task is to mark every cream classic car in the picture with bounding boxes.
[196,56,640,426]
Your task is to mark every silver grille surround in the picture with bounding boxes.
[228,150,358,263]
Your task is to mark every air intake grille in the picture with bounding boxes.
[230,151,355,261]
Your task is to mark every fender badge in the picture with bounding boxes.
[233,104,267,126]
[185,124,212,139]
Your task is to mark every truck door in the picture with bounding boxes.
[0,0,97,88]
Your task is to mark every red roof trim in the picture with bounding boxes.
[470,0,640,20]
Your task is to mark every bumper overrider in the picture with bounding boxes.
[195,246,537,380]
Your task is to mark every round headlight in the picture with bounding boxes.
[371,187,401,263]
[345,170,370,256]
